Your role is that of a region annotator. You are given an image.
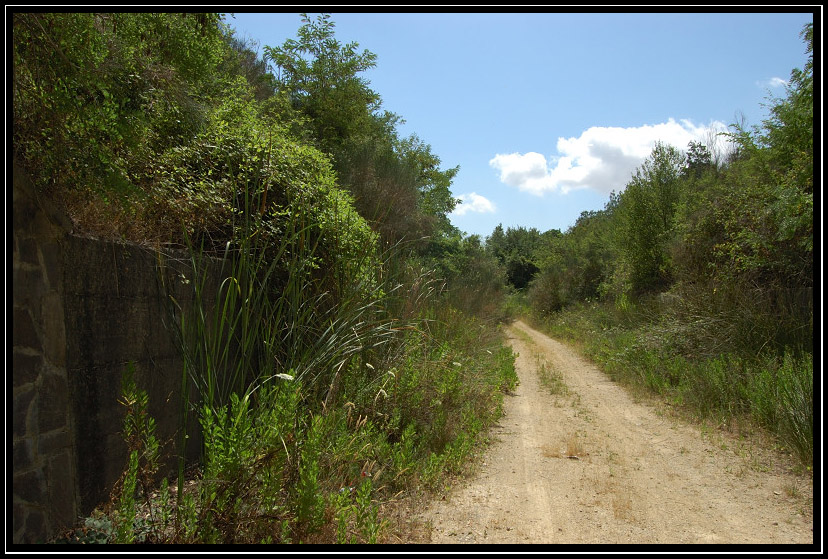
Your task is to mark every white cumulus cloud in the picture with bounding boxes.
[489,119,733,196]
[452,192,496,216]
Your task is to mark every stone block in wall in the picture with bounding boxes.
[13,469,46,506]
[14,505,46,545]
[17,237,40,267]
[40,240,64,292]
[12,388,35,439]
[13,438,34,472]
[12,307,41,353]
[13,349,43,388]
[13,266,46,324]
[12,159,76,546]
[37,429,72,458]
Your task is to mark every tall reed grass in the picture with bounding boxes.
[130,185,519,543]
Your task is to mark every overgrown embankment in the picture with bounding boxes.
[13,12,516,544]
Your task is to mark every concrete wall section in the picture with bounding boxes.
[62,236,204,515]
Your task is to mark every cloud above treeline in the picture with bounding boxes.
[489,119,734,196]
[759,76,788,89]
[451,192,496,216]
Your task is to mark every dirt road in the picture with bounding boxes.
[417,320,813,545]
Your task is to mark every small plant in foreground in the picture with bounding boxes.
[113,362,166,543]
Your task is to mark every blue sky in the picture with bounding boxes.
[223,11,815,239]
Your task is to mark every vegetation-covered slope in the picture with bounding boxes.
[14,12,514,544]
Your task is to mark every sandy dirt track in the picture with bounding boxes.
[416,320,814,545]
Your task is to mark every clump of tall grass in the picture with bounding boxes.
[80,245,517,544]
[149,177,404,541]
[745,351,813,465]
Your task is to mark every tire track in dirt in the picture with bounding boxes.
[417,320,813,545]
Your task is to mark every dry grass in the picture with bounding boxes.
[541,432,589,460]
[611,487,634,521]
[55,187,186,248]
[565,432,588,458]
[541,444,562,459]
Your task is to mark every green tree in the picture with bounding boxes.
[264,13,380,157]
[705,23,813,290]
[682,140,714,180]
[13,12,227,201]
[264,14,459,249]
[486,225,543,290]
[336,118,459,248]
[758,23,813,195]
[528,210,615,314]
[398,133,460,237]
[566,210,615,300]
[668,23,812,353]
[220,33,278,101]
[614,142,686,293]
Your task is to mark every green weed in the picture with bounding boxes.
[536,355,569,397]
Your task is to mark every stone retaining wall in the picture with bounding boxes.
[12,163,78,544]
[11,162,209,544]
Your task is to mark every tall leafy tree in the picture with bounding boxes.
[710,22,813,289]
[682,140,714,180]
[615,141,685,293]
[759,23,813,195]
[666,23,812,353]
[528,210,614,314]
[263,13,380,157]
[264,14,459,248]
